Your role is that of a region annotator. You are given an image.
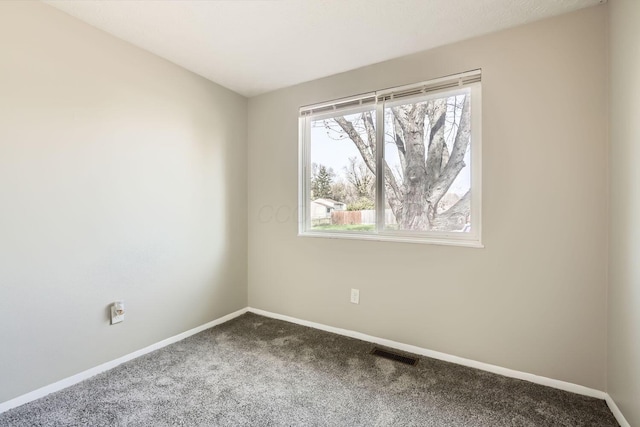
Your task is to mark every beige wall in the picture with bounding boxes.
[0,1,247,402]
[0,0,620,408]
[608,0,640,424]
[248,6,608,390]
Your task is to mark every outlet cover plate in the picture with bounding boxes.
[110,306,124,324]
[350,288,360,304]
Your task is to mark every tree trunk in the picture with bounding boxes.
[425,99,447,190]
[394,104,428,230]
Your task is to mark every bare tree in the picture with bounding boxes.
[326,94,471,231]
[345,156,374,200]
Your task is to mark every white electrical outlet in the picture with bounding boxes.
[350,288,360,304]
[110,301,125,325]
[110,307,124,324]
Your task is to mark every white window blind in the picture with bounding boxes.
[299,69,481,117]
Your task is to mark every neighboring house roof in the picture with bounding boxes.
[438,193,462,210]
[312,198,345,209]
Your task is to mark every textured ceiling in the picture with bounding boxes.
[44,0,605,97]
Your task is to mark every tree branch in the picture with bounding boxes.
[334,117,376,174]
[392,114,407,172]
[334,116,403,220]
[362,111,376,160]
[426,95,471,208]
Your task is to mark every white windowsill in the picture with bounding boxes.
[298,231,484,248]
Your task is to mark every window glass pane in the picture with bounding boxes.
[309,110,376,232]
[383,89,471,232]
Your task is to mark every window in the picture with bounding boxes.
[299,70,482,247]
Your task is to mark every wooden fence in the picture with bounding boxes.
[331,209,397,225]
[331,210,361,225]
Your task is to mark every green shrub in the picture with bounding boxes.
[347,197,374,211]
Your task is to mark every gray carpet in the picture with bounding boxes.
[0,313,618,426]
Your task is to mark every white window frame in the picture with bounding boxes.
[298,70,483,248]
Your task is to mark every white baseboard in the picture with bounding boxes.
[247,307,608,400]
[0,307,248,414]
[249,307,637,426]
[2,305,631,427]
[605,394,631,427]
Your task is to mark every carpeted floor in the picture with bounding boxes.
[0,313,619,426]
